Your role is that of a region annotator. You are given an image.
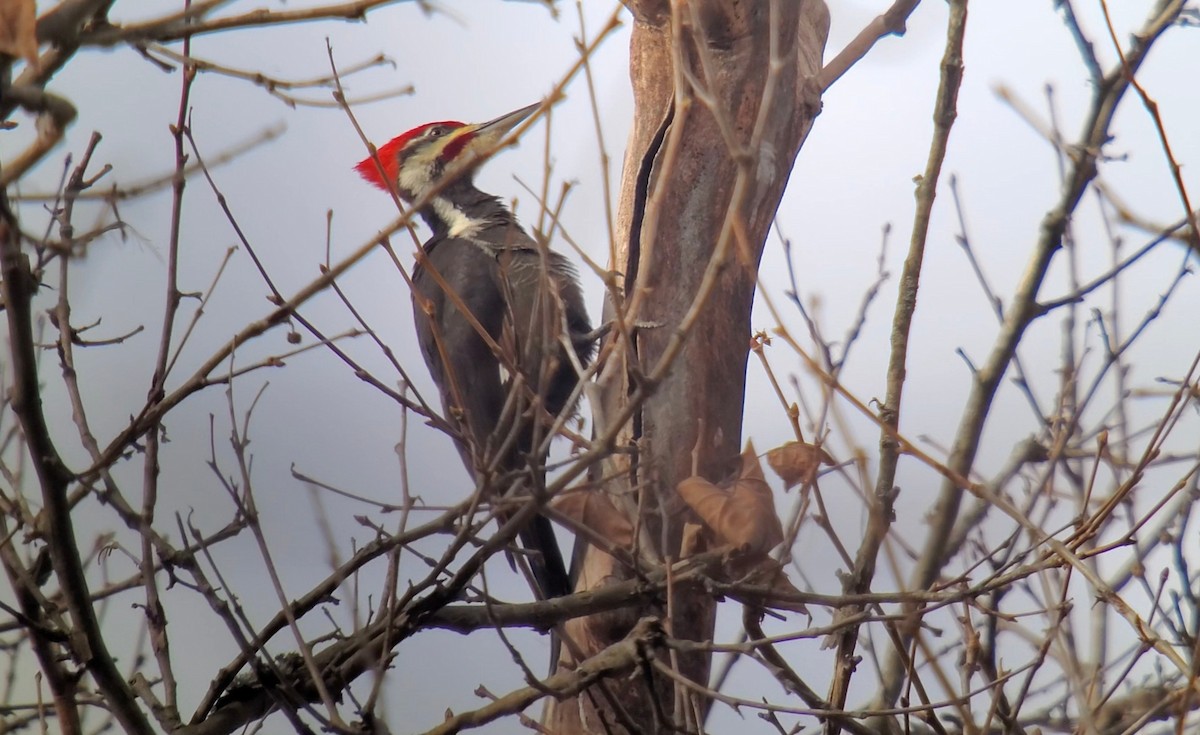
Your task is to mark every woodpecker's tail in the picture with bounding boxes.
[519,512,571,599]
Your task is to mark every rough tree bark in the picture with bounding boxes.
[548,1,828,731]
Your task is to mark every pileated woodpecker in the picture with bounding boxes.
[356,103,591,599]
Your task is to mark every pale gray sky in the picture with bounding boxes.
[7,0,1199,731]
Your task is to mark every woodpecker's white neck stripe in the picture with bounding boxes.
[432,196,488,239]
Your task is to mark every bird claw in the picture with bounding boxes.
[631,319,663,331]
[575,318,664,346]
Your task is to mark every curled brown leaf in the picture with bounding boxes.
[677,441,783,554]
[0,0,38,69]
[550,489,634,549]
[737,556,809,614]
[766,440,834,489]
[680,521,707,559]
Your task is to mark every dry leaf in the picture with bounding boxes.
[767,440,834,489]
[677,441,783,554]
[679,521,707,559]
[0,0,38,69]
[550,489,634,549]
[739,557,808,614]
[821,608,858,649]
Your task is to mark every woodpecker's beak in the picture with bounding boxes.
[456,103,540,160]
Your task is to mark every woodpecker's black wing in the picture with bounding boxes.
[412,235,508,462]
[493,244,594,419]
[412,224,590,600]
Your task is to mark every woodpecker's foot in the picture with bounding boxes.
[575,319,663,346]
[632,319,664,331]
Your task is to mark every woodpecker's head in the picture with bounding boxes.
[355,103,538,203]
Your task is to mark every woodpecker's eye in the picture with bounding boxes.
[426,126,445,138]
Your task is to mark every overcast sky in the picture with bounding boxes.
[7,0,1200,731]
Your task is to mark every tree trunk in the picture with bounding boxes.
[547,1,828,731]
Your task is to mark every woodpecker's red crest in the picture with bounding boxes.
[354,104,538,200]
[355,121,464,192]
